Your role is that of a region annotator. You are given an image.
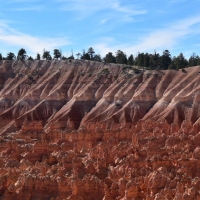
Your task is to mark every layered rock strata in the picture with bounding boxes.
[0,60,200,199]
[1,60,200,132]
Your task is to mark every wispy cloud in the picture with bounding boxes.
[169,0,200,4]
[9,6,43,11]
[58,0,146,21]
[9,0,42,3]
[93,16,200,56]
[100,19,108,24]
[0,21,71,55]
[169,0,189,3]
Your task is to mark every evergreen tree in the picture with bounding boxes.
[144,53,150,68]
[27,56,34,60]
[115,50,127,64]
[168,57,177,69]
[88,47,95,60]
[149,52,160,69]
[0,53,2,60]
[160,50,171,70]
[188,53,198,67]
[134,53,139,65]
[36,53,40,60]
[17,48,27,60]
[81,53,90,60]
[127,54,134,65]
[174,53,188,69]
[154,52,160,69]
[137,53,145,67]
[103,52,116,63]
[43,50,51,60]
[6,52,16,60]
[53,49,61,60]
[149,55,154,69]
[93,54,102,62]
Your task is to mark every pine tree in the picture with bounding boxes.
[81,53,90,60]
[6,52,16,60]
[137,53,145,67]
[17,48,27,60]
[144,53,150,68]
[168,57,177,69]
[127,54,134,65]
[93,54,102,62]
[149,52,160,69]
[53,49,61,60]
[115,50,127,64]
[188,53,198,67]
[174,53,188,69]
[88,47,95,60]
[160,50,171,70]
[43,50,51,60]
[36,53,40,60]
[27,56,34,60]
[103,52,116,63]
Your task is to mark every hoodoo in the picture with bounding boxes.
[0,60,200,199]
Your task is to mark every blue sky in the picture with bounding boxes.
[0,0,200,58]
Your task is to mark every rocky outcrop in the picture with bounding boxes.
[1,60,200,133]
[0,120,199,199]
[0,60,200,199]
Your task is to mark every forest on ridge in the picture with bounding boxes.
[1,47,200,70]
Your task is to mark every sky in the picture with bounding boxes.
[0,0,200,59]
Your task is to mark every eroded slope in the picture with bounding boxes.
[1,60,200,134]
[0,60,200,199]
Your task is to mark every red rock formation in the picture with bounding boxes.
[0,60,200,199]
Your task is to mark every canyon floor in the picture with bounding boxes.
[0,60,200,199]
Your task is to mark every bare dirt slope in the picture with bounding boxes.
[0,60,200,199]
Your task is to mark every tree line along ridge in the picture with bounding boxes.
[1,47,200,70]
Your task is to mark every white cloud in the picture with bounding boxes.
[9,6,43,11]
[169,0,200,4]
[169,0,187,2]
[9,0,42,2]
[100,19,108,24]
[0,21,71,56]
[93,16,200,56]
[58,0,146,21]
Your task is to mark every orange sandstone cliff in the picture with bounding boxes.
[0,60,200,199]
